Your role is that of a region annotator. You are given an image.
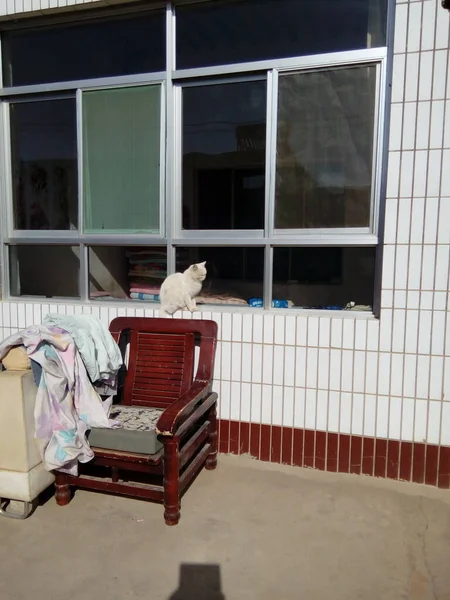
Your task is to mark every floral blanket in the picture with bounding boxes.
[0,325,122,475]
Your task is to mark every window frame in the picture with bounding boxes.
[0,1,391,312]
[172,54,386,243]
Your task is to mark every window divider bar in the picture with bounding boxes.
[0,102,9,241]
[177,230,265,240]
[0,99,10,298]
[172,47,387,81]
[5,235,170,245]
[160,80,167,239]
[79,244,88,302]
[76,89,84,236]
[8,231,79,241]
[165,2,176,275]
[369,61,384,237]
[273,228,372,236]
[4,234,378,247]
[171,238,266,247]
[0,72,167,98]
[7,93,76,103]
[2,102,14,237]
[0,102,6,298]
[263,244,273,310]
[178,73,266,88]
[265,69,278,238]
[1,244,11,299]
[169,235,378,247]
[172,84,183,243]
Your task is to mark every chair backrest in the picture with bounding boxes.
[109,317,218,410]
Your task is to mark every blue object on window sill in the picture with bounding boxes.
[248,298,292,308]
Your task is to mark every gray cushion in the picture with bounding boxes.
[88,406,164,455]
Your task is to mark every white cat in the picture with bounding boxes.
[159,261,207,317]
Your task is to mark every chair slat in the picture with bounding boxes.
[123,330,195,408]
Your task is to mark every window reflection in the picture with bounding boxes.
[177,0,387,69]
[10,99,78,231]
[182,80,266,230]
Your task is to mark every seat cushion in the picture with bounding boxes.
[88,406,164,455]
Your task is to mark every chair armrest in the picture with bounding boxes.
[156,380,212,436]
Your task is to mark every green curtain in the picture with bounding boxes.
[83,85,161,233]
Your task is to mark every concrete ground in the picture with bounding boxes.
[1,456,450,600]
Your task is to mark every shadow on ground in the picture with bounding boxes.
[168,564,225,600]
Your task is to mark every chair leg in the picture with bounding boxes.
[0,498,37,519]
[206,404,218,470]
[54,472,72,506]
[163,437,180,526]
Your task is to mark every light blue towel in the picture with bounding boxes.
[42,314,122,384]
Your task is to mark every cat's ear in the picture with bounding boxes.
[192,264,198,271]
[199,261,206,267]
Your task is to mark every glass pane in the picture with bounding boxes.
[83,86,161,234]
[176,247,264,307]
[89,246,166,302]
[176,0,387,70]
[275,65,377,229]
[2,12,165,87]
[272,246,375,310]
[9,245,80,298]
[10,99,78,231]
[182,80,266,230]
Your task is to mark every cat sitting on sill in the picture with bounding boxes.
[159,261,207,317]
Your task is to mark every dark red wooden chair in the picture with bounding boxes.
[54,317,218,525]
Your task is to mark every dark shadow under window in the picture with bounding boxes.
[273,246,375,309]
[89,246,167,302]
[176,247,264,307]
[9,245,80,298]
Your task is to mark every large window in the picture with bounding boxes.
[0,0,389,312]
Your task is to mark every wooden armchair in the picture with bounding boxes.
[54,317,218,526]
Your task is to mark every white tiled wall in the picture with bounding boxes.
[0,0,132,19]
[0,0,449,448]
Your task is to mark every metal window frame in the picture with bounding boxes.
[270,59,383,239]
[4,80,167,242]
[172,51,386,245]
[0,1,389,310]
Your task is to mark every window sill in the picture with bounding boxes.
[3,296,377,320]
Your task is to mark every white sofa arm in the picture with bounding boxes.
[0,370,54,517]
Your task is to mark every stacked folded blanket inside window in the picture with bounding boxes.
[127,248,166,302]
